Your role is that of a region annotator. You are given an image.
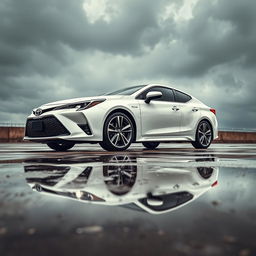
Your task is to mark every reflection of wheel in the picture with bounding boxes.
[47,141,75,151]
[100,112,135,151]
[142,142,160,150]
[195,157,215,179]
[103,155,137,195]
[197,167,214,179]
[192,120,212,149]
[107,155,132,164]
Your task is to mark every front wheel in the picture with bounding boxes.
[192,120,213,149]
[142,142,160,150]
[99,112,135,151]
[47,141,75,151]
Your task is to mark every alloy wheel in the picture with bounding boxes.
[107,115,133,148]
[198,122,212,147]
[103,155,137,195]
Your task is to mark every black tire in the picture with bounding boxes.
[197,167,214,179]
[99,112,135,151]
[192,120,213,149]
[142,142,160,150]
[47,141,75,151]
[103,155,137,195]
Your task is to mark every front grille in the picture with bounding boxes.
[25,116,70,137]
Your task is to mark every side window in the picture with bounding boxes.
[174,90,191,103]
[137,87,175,102]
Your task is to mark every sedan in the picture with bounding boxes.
[24,84,218,151]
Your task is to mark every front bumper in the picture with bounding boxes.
[25,115,71,138]
[24,110,103,143]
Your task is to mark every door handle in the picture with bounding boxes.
[172,106,180,111]
[192,107,198,112]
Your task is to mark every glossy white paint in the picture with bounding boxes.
[139,100,181,137]
[24,84,218,146]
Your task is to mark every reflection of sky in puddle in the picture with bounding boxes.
[1,147,256,256]
[1,144,256,256]
[24,154,219,214]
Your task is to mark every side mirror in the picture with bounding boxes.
[146,197,163,206]
[146,192,164,206]
[145,91,162,104]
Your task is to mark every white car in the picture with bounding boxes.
[24,84,218,151]
[24,155,219,214]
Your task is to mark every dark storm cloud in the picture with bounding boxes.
[0,0,170,100]
[179,0,256,76]
[0,0,167,54]
[0,0,255,129]
[138,0,256,78]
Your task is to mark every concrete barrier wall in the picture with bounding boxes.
[214,131,256,143]
[0,127,256,143]
[0,127,25,142]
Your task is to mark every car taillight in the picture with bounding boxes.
[211,180,218,187]
[210,108,216,115]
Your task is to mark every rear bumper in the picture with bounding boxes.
[213,119,218,140]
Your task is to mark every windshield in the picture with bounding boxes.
[105,85,145,95]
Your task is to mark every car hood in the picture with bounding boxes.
[39,95,126,109]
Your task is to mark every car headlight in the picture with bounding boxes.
[54,99,105,111]
[76,99,105,111]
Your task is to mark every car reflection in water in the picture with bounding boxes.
[24,155,219,214]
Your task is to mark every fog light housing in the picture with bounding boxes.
[78,124,92,135]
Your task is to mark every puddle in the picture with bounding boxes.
[0,144,256,256]
[23,154,219,214]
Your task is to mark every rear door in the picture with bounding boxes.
[137,86,181,138]
[173,90,201,135]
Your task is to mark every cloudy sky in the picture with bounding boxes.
[0,0,256,129]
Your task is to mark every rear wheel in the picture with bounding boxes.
[47,141,75,151]
[192,120,212,149]
[142,142,160,150]
[99,112,135,151]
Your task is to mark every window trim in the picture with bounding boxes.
[135,86,176,103]
[173,89,192,103]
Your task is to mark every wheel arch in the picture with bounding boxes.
[103,108,137,142]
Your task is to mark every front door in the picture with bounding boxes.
[137,86,181,138]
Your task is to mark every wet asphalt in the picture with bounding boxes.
[0,143,256,256]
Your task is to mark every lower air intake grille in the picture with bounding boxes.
[78,124,92,135]
[25,116,70,137]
